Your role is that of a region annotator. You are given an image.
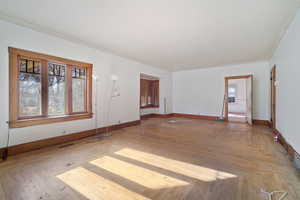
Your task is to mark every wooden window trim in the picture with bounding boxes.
[9,47,93,128]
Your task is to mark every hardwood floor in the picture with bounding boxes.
[0,117,299,200]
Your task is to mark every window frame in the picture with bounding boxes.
[9,47,93,128]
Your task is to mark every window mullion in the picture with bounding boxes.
[41,59,48,117]
[85,67,91,113]
[84,68,87,112]
[10,52,19,123]
[66,65,73,115]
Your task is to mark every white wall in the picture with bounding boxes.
[0,20,172,148]
[270,8,300,153]
[172,61,271,120]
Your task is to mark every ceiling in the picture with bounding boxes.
[0,0,299,71]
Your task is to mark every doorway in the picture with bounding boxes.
[270,66,276,129]
[225,75,253,124]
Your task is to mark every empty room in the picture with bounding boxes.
[1,1,300,200]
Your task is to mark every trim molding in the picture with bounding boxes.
[108,120,140,131]
[1,120,140,158]
[273,129,299,161]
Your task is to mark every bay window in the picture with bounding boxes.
[140,79,159,108]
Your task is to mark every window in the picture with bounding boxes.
[140,79,159,108]
[48,62,66,115]
[72,67,87,113]
[19,59,42,117]
[228,85,237,103]
[9,48,93,128]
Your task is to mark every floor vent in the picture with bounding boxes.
[94,133,113,140]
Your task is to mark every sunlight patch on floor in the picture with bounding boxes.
[57,167,149,200]
[90,156,189,189]
[115,148,237,182]
[56,149,237,199]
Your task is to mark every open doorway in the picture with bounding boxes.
[270,66,276,129]
[225,75,253,124]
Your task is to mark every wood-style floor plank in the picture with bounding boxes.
[0,117,299,200]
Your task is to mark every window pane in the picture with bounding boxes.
[228,87,236,97]
[48,62,66,115]
[72,67,86,113]
[152,80,159,106]
[140,79,147,107]
[19,59,42,117]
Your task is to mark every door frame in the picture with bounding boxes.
[224,75,253,122]
[270,66,276,129]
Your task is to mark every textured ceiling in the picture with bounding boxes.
[0,0,299,71]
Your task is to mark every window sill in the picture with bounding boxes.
[10,113,93,128]
[140,105,159,109]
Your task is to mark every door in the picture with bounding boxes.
[271,66,276,129]
[246,76,253,125]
